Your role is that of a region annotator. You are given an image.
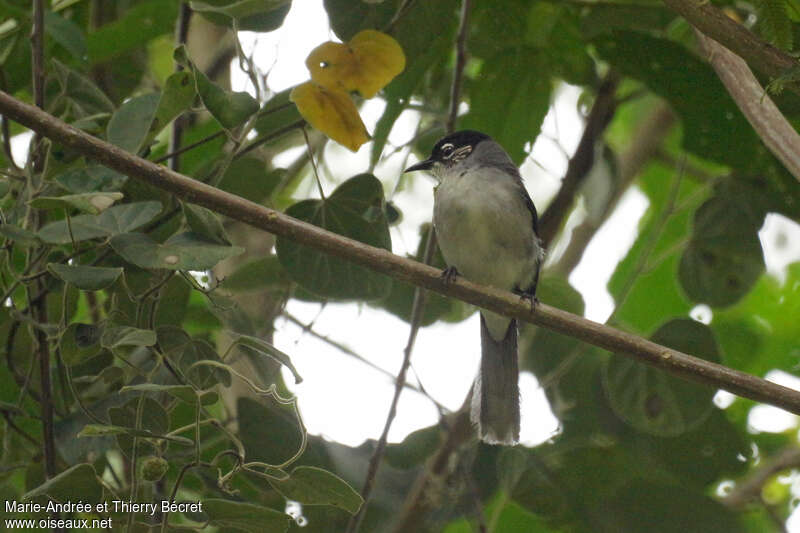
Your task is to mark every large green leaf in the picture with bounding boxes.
[268,466,363,514]
[23,464,103,504]
[190,0,291,32]
[603,318,721,436]
[55,165,128,193]
[110,231,243,270]
[151,70,197,135]
[593,31,762,170]
[712,262,800,375]
[238,397,302,466]
[203,499,291,533]
[50,59,114,117]
[276,174,392,300]
[45,10,87,62]
[175,45,259,130]
[47,264,123,291]
[679,196,765,307]
[461,47,552,165]
[38,201,162,244]
[608,479,743,532]
[107,92,161,154]
[30,192,123,215]
[87,0,180,63]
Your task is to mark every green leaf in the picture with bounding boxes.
[223,256,290,291]
[268,466,362,514]
[238,397,302,466]
[101,325,157,349]
[59,322,103,365]
[758,0,793,50]
[110,231,243,270]
[609,479,744,532]
[119,383,218,405]
[23,463,103,503]
[191,0,291,32]
[151,70,197,135]
[47,263,123,291]
[0,224,41,246]
[231,333,303,384]
[87,0,180,63]
[50,59,114,116]
[679,197,765,307]
[55,165,128,193]
[203,499,291,533]
[107,92,161,154]
[603,318,721,436]
[712,262,800,375]
[78,424,192,445]
[276,174,392,300]
[38,201,162,244]
[461,47,552,165]
[45,11,87,61]
[30,192,123,215]
[593,31,761,170]
[175,45,259,130]
[182,202,231,245]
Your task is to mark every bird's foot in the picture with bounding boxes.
[441,266,460,284]
[514,288,539,312]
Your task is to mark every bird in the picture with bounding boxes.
[404,130,544,445]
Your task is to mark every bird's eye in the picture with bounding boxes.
[440,143,455,157]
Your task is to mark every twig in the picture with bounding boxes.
[538,72,619,246]
[154,129,227,164]
[168,2,192,172]
[446,0,472,133]
[301,126,325,200]
[345,229,438,533]
[724,447,800,508]
[662,0,800,95]
[31,0,45,172]
[385,0,417,34]
[282,312,444,408]
[3,91,800,415]
[348,3,473,530]
[233,119,305,159]
[695,30,800,182]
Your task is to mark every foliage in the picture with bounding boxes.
[0,0,798,532]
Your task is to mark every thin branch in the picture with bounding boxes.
[446,0,472,133]
[662,0,800,95]
[349,3,473,530]
[168,2,192,172]
[538,72,619,246]
[282,312,444,408]
[233,119,305,159]
[695,30,800,182]
[3,90,800,415]
[724,446,800,508]
[154,129,227,164]
[31,0,45,171]
[346,228,438,533]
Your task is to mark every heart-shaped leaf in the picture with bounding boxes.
[268,466,363,514]
[48,263,123,290]
[110,231,243,270]
[276,174,391,300]
[38,201,162,244]
[603,318,721,436]
[290,81,369,151]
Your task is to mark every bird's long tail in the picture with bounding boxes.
[472,315,520,445]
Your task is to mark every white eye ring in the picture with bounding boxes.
[440,143,455,156]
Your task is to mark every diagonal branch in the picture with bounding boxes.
[538,72,619,246]
[2,89,800,415]
[695,30,800,182]
[661,0,800,95]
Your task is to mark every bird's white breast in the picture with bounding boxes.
[433,165,542,339]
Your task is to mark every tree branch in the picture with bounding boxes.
[662,0,800,94]
[2,90,800,414]
[695,30,800,182]
[538,72,619,246]
[724,446,800,508]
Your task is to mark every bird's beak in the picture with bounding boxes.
[404,159,434,173]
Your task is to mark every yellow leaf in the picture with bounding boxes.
[290,81,370,152]
[306,29,406,98]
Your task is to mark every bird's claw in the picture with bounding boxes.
[516,290,539,312]
[441,266,460,284]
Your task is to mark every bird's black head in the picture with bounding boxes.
[404,130,491,173]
